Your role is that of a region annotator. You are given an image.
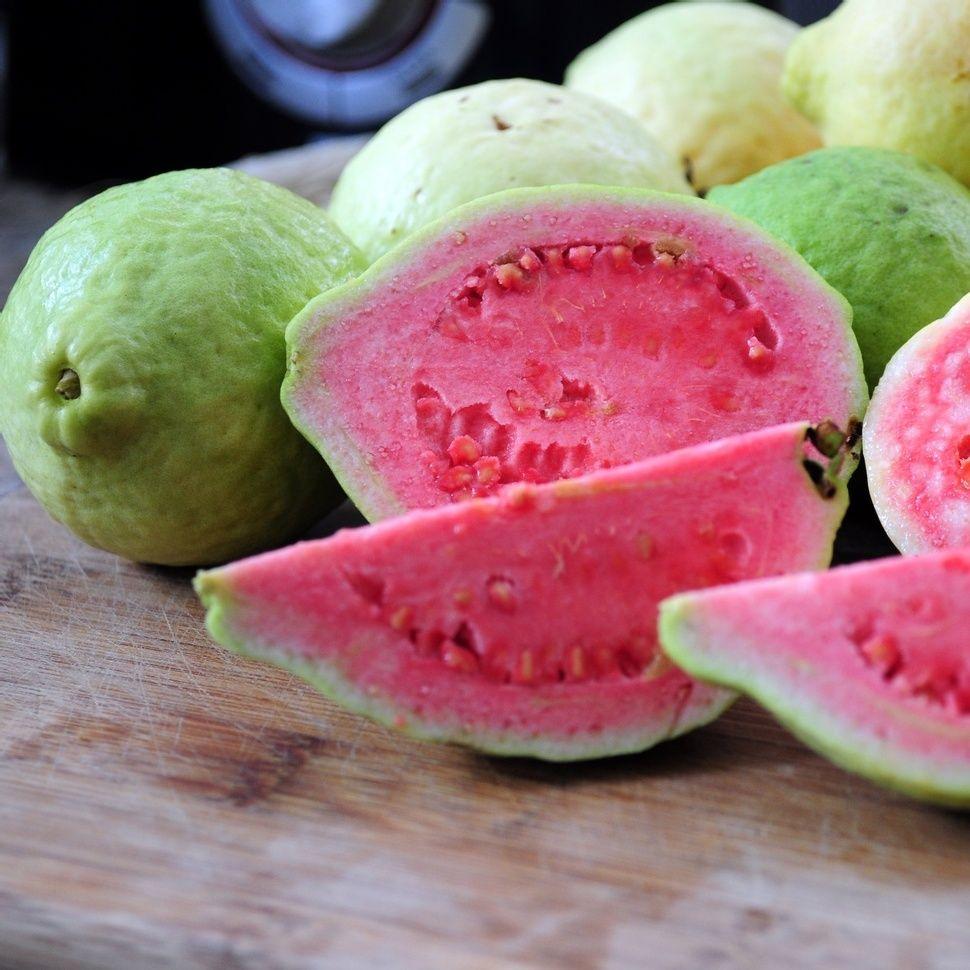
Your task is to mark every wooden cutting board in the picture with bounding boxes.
[1,157,969,970]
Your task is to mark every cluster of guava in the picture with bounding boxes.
[1,1,968,807]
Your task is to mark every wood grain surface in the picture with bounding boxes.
[1,157,968,970]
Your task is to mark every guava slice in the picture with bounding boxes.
[284,185,867,522]
[864,293,970,554]
[195,422,848,760]
[659,551,970,808]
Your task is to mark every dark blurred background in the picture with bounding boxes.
[2,0,838,187]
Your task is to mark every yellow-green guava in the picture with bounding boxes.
[327,78,692,263]
[709,148,970,389]
[0,168,365,566]
[564,1,821,193]
[784,0,970,187]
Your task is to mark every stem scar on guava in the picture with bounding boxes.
[55,368,81,400]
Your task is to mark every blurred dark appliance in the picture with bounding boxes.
[5,1,838,186]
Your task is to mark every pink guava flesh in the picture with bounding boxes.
[865,293,970,554]
[195,422,847,759]
[660,551,970,806]
[285,187,866,521]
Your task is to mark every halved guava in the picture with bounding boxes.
[864,293,970,554]
[195,421,849,760]
[659,552,970,808]
[284,185,867,522]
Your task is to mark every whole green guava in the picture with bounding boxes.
[709,147,970,389]
[565,1,821,193]
[0,168,365,566]
[784,0,970,187]
[328,78,692,262]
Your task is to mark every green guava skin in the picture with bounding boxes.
[328,78,693,263]
[565,1,821,193]
[784,0,970,188]
[709,147,970,390]
[0,168,366,566]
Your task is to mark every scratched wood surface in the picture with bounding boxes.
[1,150,969,970]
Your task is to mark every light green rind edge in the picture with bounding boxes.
[658,596,970,809]
[281,183,868,523]
[194,569,736,761]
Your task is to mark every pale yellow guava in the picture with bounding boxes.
[565,1,821,192]
[784,0,970,187]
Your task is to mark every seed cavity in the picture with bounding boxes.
[958,435,970,489]
[718,529,750,564]
[423,239,775,500]
[381,589,661,687]
[344,570,386,608]
[745,314,779,370]
[850,618,969,716]
[413,380,596,501]
[752,315,779,351]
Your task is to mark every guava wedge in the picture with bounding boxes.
[864,293,970,554]
[284,185,867,522]
[195,421,849,760]
[659,551,970,808]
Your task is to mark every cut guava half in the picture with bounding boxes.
[864,292,970,554]
[659,552,970,807]
[195,421,848,761]
[283,185,867,522]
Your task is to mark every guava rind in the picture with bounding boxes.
[710,147,970,389]
[783,0,970,188]
[0,168,366,566]
[863,292,970,554]
[195,422,848,761]
[196,587,735,762]
[565,1,821,192]
[659,554,970,809]
[285,184,867,522]
[328,78,692,262]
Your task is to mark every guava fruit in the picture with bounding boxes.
[0,168,366,566]
[709,147,970,389]
[863,293,970,555]
[784,0,970,187]
[659,550,970,808]
[283,184,867,522]
[327,78,692,262]
[564,2,821,193]
[195,421,849,760]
